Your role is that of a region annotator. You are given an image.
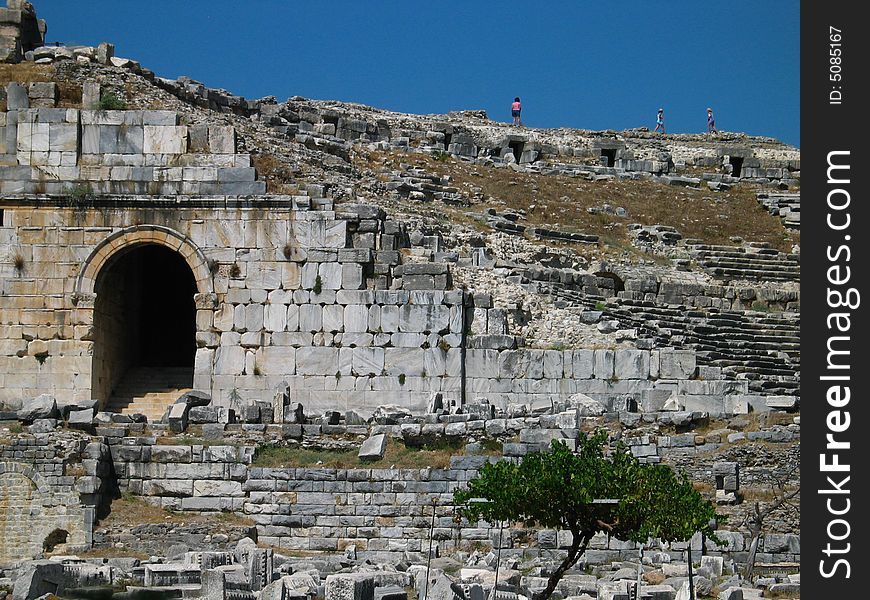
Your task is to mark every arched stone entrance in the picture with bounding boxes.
[0,462,84,564]
[78,226,212,418]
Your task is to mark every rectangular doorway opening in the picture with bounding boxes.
[509,140,525,162]
[601,148,616,167]
[729,156,744,177]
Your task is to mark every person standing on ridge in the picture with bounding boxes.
[707,107,718,134]
[654,107,665,133]
[511,97,522,126]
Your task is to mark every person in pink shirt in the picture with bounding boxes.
[511,97,522,126]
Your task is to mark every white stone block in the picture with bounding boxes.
[449,306,464,334]
[398,304,450,333]
[318,262,343,290]
[295,219,347,249]
[215,346,245,375]
[286,305,300,331]
[299,305,322,332]
[144,125,188,154]
[614,349,650,379]
[338,347,353,376]
[384,347,426,376]
[465,349,499,378]
[264,304,287,332]
[194,480,244,497]
[471,307,487,335]
[543,350,563,378]
[195,309,213,330]
[208,125,236,153]
[233,304,246,332]
[48,123,79,152]
[344,305,369,333]
[353,347,384,376]
[301,262,318,289]
[296,347,339,375]
[341,263,364,290]
[256,347,296,376]
[367,305,381,332]
[593,349,615,379]
[322,304,345,333]
[424,349,447,377]
[658,349,697,379]
[268,289,292,305]
[391,333,426,347]
[282,263,302,289]
[17,121,49,152]
[245,350,256,375]
[245,304,264,332]
[380,306,399,332]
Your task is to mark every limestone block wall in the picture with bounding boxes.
[0,0,45,63]
[107,434,799,566]
[0,107,264,196]
[0,195,779,415]
[0,433,111,566]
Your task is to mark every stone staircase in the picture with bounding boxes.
[105,367,194,423]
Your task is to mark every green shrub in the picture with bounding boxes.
[98,92,127,110]
[431,149,452,162]
[64,183,96,210]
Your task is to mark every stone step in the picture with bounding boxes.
[106,367,193,422]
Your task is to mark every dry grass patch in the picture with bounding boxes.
[253,438,463,469]
[252,152,300,194]
[77,546,150,561]
[0,63,81,108]
[0,62,54,86]
[97,493,255,528]
[96,494,187,527]
[358,149,798,253]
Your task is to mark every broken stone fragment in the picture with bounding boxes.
[16,393,57,422]
[358,433,387,462]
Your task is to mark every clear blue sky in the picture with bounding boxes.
[36,1,800,147]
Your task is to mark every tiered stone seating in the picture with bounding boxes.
[549,286,800,396]
[686,242,799,283]
[757,193,800,228]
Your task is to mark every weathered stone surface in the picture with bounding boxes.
[614,349,649,379]
[567,393,605,416]
[358,433,387,461]
[17,394,58,421]
[168,402,190,432]
[66,406,96,428]
[325,574,375,600]
[7,82,29,109]
[12,560,64,600]
[658,349,697,379]
[372,404,412,424]
[144,125,188,154]
[261,574,317,600]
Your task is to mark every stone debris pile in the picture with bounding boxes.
[0,535,800,600]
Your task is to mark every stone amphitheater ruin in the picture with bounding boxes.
[0,3,800,599]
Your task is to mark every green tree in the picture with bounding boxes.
[454,431,721,600]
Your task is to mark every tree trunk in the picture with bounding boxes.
[744,532,761,581]
[535,531,589,600]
